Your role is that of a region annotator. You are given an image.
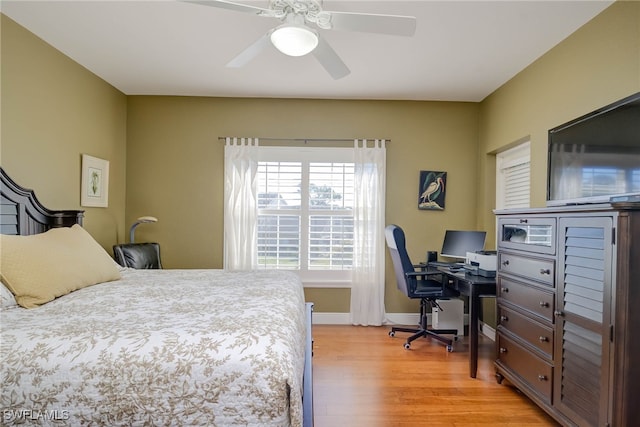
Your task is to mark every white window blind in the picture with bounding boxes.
[256,147,354,284]
[496,141,530,209]
[308,162,354,270]
[257,161,302,269]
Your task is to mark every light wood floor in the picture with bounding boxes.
[311,325,560,427]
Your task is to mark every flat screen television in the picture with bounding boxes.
[547,92,640,206]
[440,230,486,261]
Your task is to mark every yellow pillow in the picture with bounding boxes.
[0,224,121,308]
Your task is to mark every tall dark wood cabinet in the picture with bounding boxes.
[494,203,640,427]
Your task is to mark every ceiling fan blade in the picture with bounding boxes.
[226,34,271,68]
[327,11,417,37]
[312,36,350,80]
[183,0,272,16]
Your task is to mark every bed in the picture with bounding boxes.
[0,167,314,426]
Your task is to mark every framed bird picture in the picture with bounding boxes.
[418,171,446,210]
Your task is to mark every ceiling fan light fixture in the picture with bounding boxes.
[270,24,318,57]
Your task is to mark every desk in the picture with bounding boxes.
[436,268,496,378]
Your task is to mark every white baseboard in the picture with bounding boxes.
[313,312,496,341]
[312,312,351,324]
[312,312,468,326]
[479,322,496,341]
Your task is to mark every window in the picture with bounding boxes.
[577,164,640,198]
[256,147,354,285]
[581,167,627,197]
[633,170,640,192]
[496,141,530,209]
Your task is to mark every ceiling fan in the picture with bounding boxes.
[185,0,417,79]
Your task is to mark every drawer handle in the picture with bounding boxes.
[500,315,508,322]
[499,347,508,354]
[502,260,510,266]
[501,287,509,293]
[537,375,548,381]
[539,301,549,308]
[540,268,551,275]
[554,310,564,317]
[519,219,528,224]
[539,336,548,342]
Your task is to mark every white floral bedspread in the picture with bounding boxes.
[1,269,306,426]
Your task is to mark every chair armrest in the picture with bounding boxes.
[405,270,445,293]
[406,270,441,278]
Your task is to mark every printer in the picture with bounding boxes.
[465,251,497,277]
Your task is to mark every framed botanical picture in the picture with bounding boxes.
[81,154,109,207]
[418,170,446,210]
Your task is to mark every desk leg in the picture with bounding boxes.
[469,290,479,378]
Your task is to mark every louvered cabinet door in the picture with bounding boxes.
[554,216,613,427]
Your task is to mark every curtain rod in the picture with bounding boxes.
[217,137,390,143]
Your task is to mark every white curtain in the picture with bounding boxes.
[223,137,259,270]
[350,139,387,326]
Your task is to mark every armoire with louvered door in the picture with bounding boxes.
[494,203,640,427]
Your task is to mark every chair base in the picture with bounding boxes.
[390,298,458,351]
[390,325,457,351]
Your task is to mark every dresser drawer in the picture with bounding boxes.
[498,252,555,286]
[497,334,553,403]
[498,276,555,323]
[497,305,553,359]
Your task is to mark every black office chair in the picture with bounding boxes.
[385,224,459,351]
[113,243,162,269]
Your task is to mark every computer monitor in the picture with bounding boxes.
[440,230,486,261]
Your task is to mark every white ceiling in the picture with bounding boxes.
[1,0,613,102]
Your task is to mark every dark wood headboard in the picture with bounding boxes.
[0,167,84,236]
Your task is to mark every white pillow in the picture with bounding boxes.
[0,281,18,310]
[0,225,121,308]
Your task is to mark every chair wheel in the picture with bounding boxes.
[404,342,411,350]
[446,345,453,352]
[389,331,395,337]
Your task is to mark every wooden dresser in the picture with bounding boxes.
[494,203,640,427]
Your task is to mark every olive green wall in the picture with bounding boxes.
[475,1,639,328]
[125,96,480,314]
[477,1,640,245]
[0,15,128,249]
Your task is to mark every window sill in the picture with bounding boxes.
[302,280,352,289]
